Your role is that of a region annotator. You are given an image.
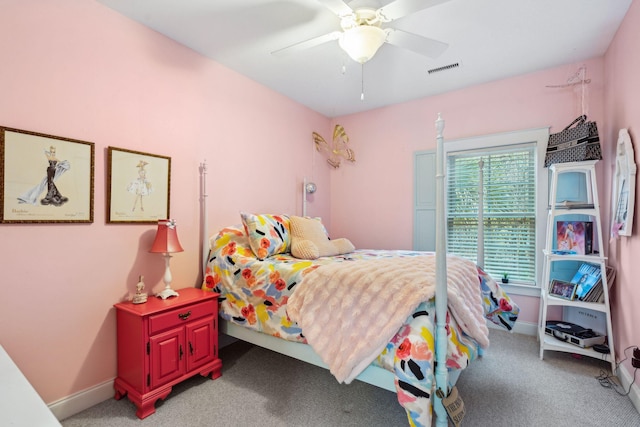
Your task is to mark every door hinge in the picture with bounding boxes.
[147,374,150,387]
[146,342,150,355]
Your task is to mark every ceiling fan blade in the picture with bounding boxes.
[385,28,448,59]
[271,31,342,56]
[378,0,451,22]
[317,0,354,17]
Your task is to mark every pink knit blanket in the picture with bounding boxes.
[287,254,489,384]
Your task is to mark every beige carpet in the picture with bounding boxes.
[62,329,639,426]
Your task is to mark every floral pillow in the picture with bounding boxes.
[240,212,291,260]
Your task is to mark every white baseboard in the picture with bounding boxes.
[618,363,640,415]
[48,378,114,421]
[487,319,538,337]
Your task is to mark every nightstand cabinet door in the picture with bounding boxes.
[150,328,185,389]
[186,316,216,371]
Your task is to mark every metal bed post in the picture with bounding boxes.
[433,113,448,426]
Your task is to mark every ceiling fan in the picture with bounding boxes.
[272,0,451,64]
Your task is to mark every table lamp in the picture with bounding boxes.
[150,219,184,299]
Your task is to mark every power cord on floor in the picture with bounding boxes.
[595,345,638,396]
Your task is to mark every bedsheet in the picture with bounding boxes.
[202,225,519,426]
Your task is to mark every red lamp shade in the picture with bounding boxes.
[150,219,184,253]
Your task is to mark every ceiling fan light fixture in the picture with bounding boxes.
[339,25,386,64]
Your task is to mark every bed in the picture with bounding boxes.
[199,115,520,427]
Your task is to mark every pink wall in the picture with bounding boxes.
[330,62,606,249]
[329,60,606,325]
[0,0,330,404]
[604,0,640,372]
[1,0,638,411]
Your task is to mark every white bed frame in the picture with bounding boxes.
[220,319,396,392]
[201,114,449,426]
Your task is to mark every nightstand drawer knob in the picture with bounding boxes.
[178,311,191,320]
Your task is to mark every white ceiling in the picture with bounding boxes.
[96,0,632,118]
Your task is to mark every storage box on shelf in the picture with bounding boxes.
[538,161,615,372]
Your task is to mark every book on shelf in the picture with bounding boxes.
[582,282,602,303]
[570,262,602,301]
[552,200,595,210]
[582,265,616,303]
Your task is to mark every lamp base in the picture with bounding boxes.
[156,287,179,300]
[155,253,179,300]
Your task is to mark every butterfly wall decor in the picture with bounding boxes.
[312,124,356,169]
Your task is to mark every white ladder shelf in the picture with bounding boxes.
[538,160,616,372]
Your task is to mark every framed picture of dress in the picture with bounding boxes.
[611,129,636,238]
[107,147,171,224]
[0,127,95,223]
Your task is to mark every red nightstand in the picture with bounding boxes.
[113,287,221,419]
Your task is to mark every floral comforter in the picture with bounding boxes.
[202,225,519,427]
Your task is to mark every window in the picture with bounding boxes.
[442,128,549,290]
[447,145,536,283]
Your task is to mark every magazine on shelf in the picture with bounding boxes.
[570,263,602,301]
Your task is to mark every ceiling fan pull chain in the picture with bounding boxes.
[361,63,365,101]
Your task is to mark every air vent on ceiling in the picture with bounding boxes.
[427,62,460,74]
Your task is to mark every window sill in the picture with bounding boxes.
[498,282,541,298]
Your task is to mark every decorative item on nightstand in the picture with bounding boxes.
[132,275,147,304]
[150,219,184,299]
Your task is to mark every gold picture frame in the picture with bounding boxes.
[107,147,170,224]
[549,279,577,300]
[0,127,95,223]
